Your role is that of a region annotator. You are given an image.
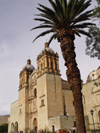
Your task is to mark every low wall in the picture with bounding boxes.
[0,115,9,125]
[48,115,89,132]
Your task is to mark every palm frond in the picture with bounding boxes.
[55,0,64,20]
[62,0,67,16]
[34,13,59,26]
[71,22,95,29]
[37,4,59,23]
[67,0,74,20]
[73,10,93,24]
[77,0,92,16]
[34,18,54,25]
[33,29,54,42]
[72,0,91,20]
[78,29,91,38]
[73,30,81,37]
[69,0,85,21]
[48,33,57,45]
[48,0,63,22]
[30,25,54,31]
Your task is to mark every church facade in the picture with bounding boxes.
[8,43,77,133]
[8,42,100,133]
[82,66,100,131]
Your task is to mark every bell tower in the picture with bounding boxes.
[18,59,35,132]
[37,42,60,77]
[19,59,34,90]
[37,43,64,130]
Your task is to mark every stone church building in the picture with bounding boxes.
[8,42,77,133]
[82,66,100,131]
[8,42,100,133]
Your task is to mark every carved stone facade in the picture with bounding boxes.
[8,43,77,133]
[8,43,90,133]
[82,67,100,130]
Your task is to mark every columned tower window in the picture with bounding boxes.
[34,88,37,98]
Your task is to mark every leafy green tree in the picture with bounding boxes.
[86,26,100,59]
[31,0,94,133]
[0,123,8,132]
[92,0,100,20]
[86,0,100,59]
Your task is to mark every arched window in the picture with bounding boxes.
[74,121,76,127]
[92,74,94,80]
[51,60,53,69]
[98,111,100,121]
[11,123,15,133]
[52,125,55,132]
[34,88,37,97]
[73,101,74,106]
[38,66,39,73]
[33,118,38,132]
[15,122,18,131]
[41,63,42,70]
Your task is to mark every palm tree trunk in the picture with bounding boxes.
[57,28,86,133]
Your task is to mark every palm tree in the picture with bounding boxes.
[31,0,94,133]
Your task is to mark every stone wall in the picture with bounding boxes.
[0,115,9,125]
[48,115,89,132]
[8,100,18,133]
[82,77,100,130]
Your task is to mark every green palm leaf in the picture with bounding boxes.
[78,29,91,37]
[48,33,57,45]
[31,25,54,31]
[72,22,95,29]
[33,29,54,42]
[69,0,85,21]
[34,18,54,25]
[37,4,59,23]
[73,10,93,24]
[48,0,63,21]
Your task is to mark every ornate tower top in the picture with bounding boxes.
[45,42,49,47]
[19,59,35,90]
[37,42,60,77]
[27,59,31,65]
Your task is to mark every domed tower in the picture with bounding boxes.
[36,43,64,130]
[19,59,35,90]
[37,42,60,77]
[18,59,35,132]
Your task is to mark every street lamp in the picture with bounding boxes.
[90,109,95,133]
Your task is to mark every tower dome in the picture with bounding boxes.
[19,59,35,90]
[39,42,54,55]
[23,59,35,71]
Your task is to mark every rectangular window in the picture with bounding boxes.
[41,99,44,106]
[74,121,76,127]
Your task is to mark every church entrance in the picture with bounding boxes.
[52,125,55,132]
[33,118,37,132]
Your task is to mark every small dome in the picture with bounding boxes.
[40,42,54,55]
[23,59,35,71]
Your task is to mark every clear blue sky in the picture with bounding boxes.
[0,0,99,115]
